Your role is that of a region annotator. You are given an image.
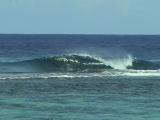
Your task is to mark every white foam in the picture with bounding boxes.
[0,70,160,80]
[120,70,160,77]
[71,53,134,70]
[92,54,133,70]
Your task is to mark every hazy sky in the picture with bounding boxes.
[0,0,159,34]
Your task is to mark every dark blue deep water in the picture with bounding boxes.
[0,34,160,120]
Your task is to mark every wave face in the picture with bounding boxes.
[0,55,112,73]
[0,54,160,73]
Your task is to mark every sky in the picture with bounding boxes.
[0,0,159,34]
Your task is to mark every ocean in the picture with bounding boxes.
[0,34,160,120]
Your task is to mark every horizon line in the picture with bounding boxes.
[0,33,160,36]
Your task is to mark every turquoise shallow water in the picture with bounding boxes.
[0,77,160,120]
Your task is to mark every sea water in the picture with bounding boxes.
[0,34,160,120]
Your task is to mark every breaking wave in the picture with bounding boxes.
[0,54,160,79]
[0,54,160,73]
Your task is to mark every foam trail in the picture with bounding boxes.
[0,70,160,80]
[119,70,160,77]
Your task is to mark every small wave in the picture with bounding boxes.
[128,59,160,70]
